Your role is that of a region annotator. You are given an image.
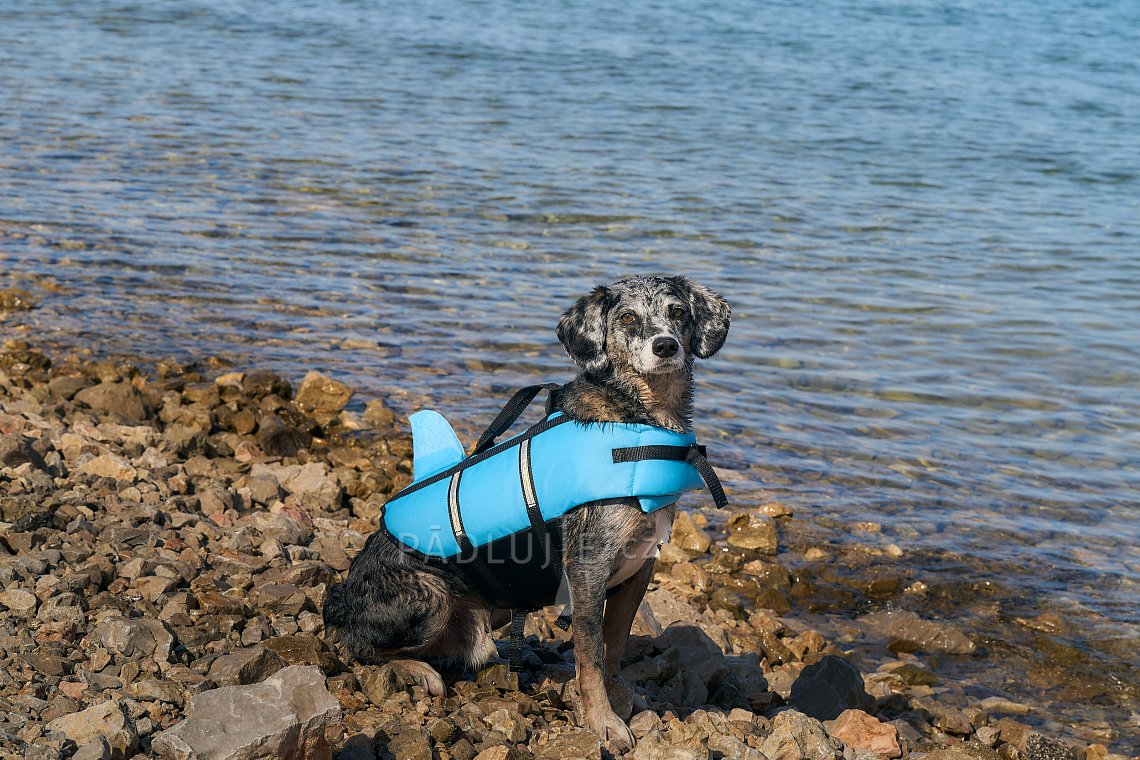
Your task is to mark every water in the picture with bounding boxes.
[2,0,1139,742]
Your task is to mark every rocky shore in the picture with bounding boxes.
[0,340,1133,760]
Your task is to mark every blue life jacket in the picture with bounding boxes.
[377,384,728,613]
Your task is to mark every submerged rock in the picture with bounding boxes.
[150,665,342,760]
[860,610,976,655]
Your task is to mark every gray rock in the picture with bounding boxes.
[150,665,342,760]
[45,699,137,760]
[73,382,149,423]
[91,616,174,663]
[859,610,975,655]
[760,709,838,760]
[73,737,112,760]
[788,655,874,721]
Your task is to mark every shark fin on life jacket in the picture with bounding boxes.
[409,410,466,482]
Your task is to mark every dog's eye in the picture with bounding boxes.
[619,312,636,325]
[670,306,687,320]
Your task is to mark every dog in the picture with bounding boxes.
[323,274,730,750]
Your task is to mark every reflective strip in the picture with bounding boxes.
[519,439,538,511]
[447,472,468,550]
[519,438,548,537]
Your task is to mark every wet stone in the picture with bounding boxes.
[295,371,353,415]
[725,512,778,554]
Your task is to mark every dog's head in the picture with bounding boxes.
[557,275,731,376]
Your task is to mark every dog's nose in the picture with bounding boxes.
[652,337,680,358]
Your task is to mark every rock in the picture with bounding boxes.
[760,709,838,760]
[206,646,287,687]
[476,661,519,691]
[532,726,602,760]
[363,399,396,429]
[150,665,342,760]
[73,737,112,760]
[90,616,174,663]
[257,414,312,457]
[78,453,138,482]
[725,513,777,554]
[1024,734,1078,760]
[483,708,528,743]
[0,434,48,470]
[0,287,36,311]
[0,588,39,615]
[49,374,92,400]
[671,511,712,553]
[294,371,353,415]
[627,733,706,760]
[357,664,404,704]
[45,699,137,759]
[73,382,149,423]
[860,610,975,655]
[788,655,874,721]
[260,634,343,674]
[823,709,900,758]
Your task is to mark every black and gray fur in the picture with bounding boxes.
[323,274,730,751]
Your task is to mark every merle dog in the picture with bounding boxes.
[323,274,730,750]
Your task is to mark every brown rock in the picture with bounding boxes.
[206,646,287,686]
[725,512,777,554]
[46,699,137,760]
[294,371,353,415]
[760,709,837,760]
[78,453,138,482]
[73,381,149,422]
[824,709,900,758]
[671,511,712,553]
[0,288,36,311]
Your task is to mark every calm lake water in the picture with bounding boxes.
[2,0,1139,739]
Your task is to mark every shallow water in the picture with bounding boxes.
[2,0,1139,742]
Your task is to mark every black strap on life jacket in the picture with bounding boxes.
[472,383,560,455]
[611,443,730,508]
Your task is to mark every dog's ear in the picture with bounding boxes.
[557,285,612,373]
[673,276,731,359]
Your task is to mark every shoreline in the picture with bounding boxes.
[0,341,1135,758]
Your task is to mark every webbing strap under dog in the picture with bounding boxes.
[508,609,529,671]
[611,443,729,508]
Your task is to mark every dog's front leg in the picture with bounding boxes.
[602,557,655,678]
[564,504,638,751]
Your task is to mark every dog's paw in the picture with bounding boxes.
[588,708,635,753]
[389,659,447,697]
